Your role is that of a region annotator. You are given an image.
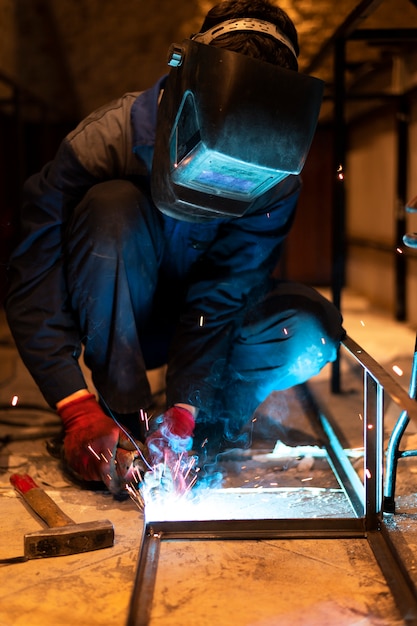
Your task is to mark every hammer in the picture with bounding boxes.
[9,473,114,560]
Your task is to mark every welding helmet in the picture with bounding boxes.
[151,18,324,222]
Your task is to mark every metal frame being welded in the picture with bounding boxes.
[126,335,417,626]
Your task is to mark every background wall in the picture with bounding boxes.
[346,89,417,321]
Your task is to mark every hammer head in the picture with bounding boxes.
[24,519,114,559]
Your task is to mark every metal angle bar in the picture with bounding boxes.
[144,517,366,541]
[342,335,417,424]
[127,526,161,626]
[318,412,365,517]
[364,370,384,529]
[301,383,364,516]
[367,525,417,622]
[126,517,366,626]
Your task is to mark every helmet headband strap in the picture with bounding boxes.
[192,17,298,60]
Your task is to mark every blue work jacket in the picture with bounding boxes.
[6,76,301,409]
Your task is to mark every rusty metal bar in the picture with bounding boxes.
[127,525,161,626]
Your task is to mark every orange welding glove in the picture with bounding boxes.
[57,393,138,494]
[145,405,195,466]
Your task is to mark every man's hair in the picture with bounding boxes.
[198,0,299,71]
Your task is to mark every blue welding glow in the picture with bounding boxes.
[172,144,286,200]
[143,483,354,522]
[287,342,329,384]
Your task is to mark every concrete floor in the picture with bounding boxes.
[1,289,417,625]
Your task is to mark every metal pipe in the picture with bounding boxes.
[331,37,346,394]
[395,94,409,321]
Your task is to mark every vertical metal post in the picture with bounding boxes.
[395,94,409,321]
[331,38,347,393]
[364,371,384,529]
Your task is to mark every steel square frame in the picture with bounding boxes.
[126,335,417,626]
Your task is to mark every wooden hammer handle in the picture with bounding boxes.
[10,473,75,528]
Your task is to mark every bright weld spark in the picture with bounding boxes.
[139,452,201,512]
[107,448,114,458]
[88,444,101,460]
[397,247,403,254]
[367,424,374,430]
[101,452,109,462]
[365,469,372,479]
[393,365,403,376]
[132,466,143,483]
[301,477,313,482]
[360,320,365,327]
[126,483,145,511]
[173,456,182,480]
[321,337,326,345]
[358,413,363,421]
[184,474,198,494]
[11,395,18,406]
[199,315,204,327]
[266,212,270,218]
[183,456,196,481]
[283,327,288,335]
[140,408,149,431]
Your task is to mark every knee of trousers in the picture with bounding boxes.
[229,286,345,391]
[67,180,154,247]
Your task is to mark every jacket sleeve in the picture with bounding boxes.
[5,142,102,406]
[166,175,301,410]
[5,93,144,407]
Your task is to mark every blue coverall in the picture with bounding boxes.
[5,76,344,447]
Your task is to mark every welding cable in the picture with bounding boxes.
[0,405,62,443]
[0,427,63,445]
[0,406,58,422]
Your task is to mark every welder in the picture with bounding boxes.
[5,0,345,496]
